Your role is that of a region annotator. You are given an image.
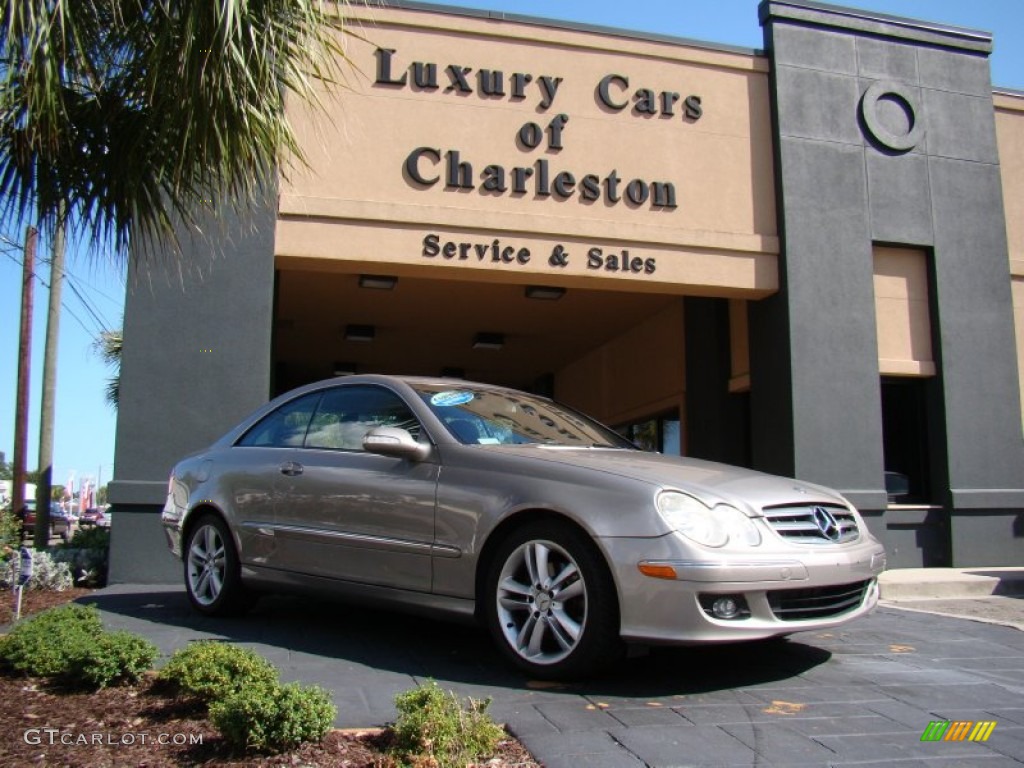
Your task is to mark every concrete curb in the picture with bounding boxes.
[880,598,1024,631]
[878,566,1024,600]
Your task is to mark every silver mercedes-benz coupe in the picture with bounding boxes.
[162,375,887,678]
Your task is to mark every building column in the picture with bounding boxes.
[755,0,1024,564]
[108,192,277,583]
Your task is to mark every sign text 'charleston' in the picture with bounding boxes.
[376,48,703,211]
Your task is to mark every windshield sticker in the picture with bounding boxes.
[431,391,475,407]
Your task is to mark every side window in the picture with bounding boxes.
[237,392,322,447]
[304,386,421,452]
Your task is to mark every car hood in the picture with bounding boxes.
[490,445,849,514]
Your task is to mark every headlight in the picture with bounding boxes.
[656,491,761,548]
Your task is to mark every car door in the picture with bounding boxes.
[229,390,324,567]
[272,384,439,592]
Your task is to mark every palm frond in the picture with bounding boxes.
[94,327,123,409]
[0,0,353,261]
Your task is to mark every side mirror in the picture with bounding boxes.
[884,471,910,503]
[363,427,432,462]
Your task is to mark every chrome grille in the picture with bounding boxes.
[768,580,871,621]
[762,503,859,544]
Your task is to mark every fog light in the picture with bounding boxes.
[699,593,750,620]
[712,597,740,619]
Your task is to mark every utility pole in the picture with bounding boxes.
[12,227,36,527]
[34,222,65,549]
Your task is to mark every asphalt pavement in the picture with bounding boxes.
[71,577,1024,768]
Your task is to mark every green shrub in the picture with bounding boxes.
[0,603,156,690]
[0,603,103,677]
[158,641,279,704]
[1,549,73,591]
[0,506,20,553]
[50,526,110,586]
[209,680,336,753]
[63,630,157,689]
[50,547,108,587]
[62,525,110,551]
[388,680,504,768]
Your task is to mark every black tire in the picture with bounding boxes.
[484,520,622,680]
[183,514,253,616]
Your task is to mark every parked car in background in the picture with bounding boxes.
[17,500,76,541]
[79,507,110,528]
[162,375,888,679]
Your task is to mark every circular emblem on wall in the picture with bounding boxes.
[859,80,924,152]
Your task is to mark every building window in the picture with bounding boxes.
[617,412,682,455]
[881,377,932,504]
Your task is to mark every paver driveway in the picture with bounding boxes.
[88,584,1024,767]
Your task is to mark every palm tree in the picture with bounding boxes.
[95,328,123,409]
[0,1,351,257]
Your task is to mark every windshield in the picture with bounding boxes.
[413,383,634,448]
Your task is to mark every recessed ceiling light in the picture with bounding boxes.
[333,361,358,376]
[525,285,566,300]
[472,332,504,350]
[358,274,398,290]
[345,324,376,342]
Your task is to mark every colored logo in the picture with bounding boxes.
[431,391,475,407]
[920,721,996,742]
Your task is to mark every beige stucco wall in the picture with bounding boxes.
[554,301,685,425]
[995,91,1024,430]
[873,246,935,377]
[276,4,777,297]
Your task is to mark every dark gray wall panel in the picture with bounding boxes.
[769,138,885,495]
[860,509,949,569]
[930,157,1023,494]
[950,512,1024,566]
[107,508,180,584]
[109,191,277,583]
[856,38,918,83]
[917,48,992,95]
[923,91,1000,163]
[759,0,1024,567]
[685,298,751,468]
[866,152,933,245]
[774,67,863,144]
[770,23,857,72]
[760,1,992,53]
[749,293,795,479]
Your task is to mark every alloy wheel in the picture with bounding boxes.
[495,539,588,665]
[187,523,226,607]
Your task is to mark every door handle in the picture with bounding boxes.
[279,461,304,477]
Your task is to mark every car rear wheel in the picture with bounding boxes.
[184,515,252,616]
[485,521,622,680]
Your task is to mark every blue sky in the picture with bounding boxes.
[0,0,1021,493]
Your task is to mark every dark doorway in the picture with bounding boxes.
[880,377,932,504]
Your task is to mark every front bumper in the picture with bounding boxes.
[602,534,887,644]
[161,494,185,559]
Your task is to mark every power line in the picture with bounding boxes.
[64,275,111,331]
[3,249,105,337]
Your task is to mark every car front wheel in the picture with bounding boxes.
[184,514,252,616]
[485,521,621,680]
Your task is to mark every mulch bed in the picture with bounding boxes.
[0,587,96,626]
[0,673,384,767]
[0,589,540,767]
